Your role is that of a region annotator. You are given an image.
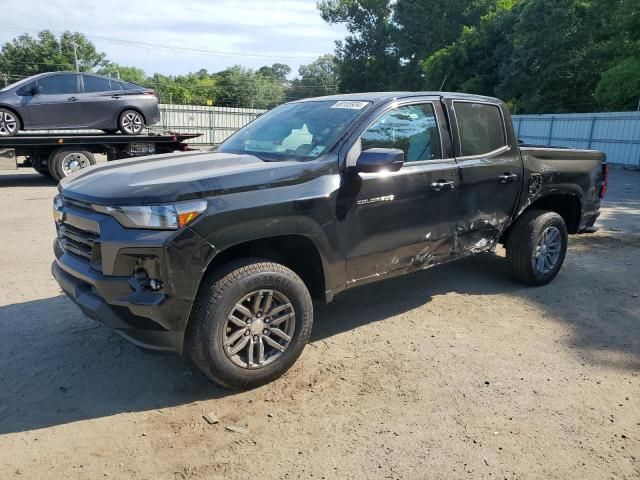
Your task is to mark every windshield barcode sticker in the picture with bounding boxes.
[331,101,369,110]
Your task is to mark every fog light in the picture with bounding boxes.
[149,279,163,291]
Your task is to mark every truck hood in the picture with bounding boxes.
[59,151,323,205]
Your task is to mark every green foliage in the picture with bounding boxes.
[595,57,640,110]
[320,0,640,113]
[97,62,146,84]
[0,30,106,79]
[289,55,340,99]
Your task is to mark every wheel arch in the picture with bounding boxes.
[502,192,582,244]
[199,234,328,303]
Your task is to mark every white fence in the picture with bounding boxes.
[513,111,640,168]
[151,104,265,146]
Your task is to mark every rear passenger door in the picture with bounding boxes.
[78,75,122,128]
[446,99,522,251]
[343,98,459,286]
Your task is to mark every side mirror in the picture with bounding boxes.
[355,148,404,173]
[31,85,43,96]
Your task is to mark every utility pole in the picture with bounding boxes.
[72,40,79,72]
[1,73,7,87]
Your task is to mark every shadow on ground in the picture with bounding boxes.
[1,241,637,435]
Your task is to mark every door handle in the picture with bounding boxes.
[110,95,122,99]
[430,180,455,191]
[498,173,518,183]
[67,96,78,102]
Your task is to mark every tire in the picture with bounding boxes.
[118,109,145,135]
[506,209,568,286]
[186,259,314,390]
[48,147,96,182]
[102,129,118,135]
[0,108,20,137]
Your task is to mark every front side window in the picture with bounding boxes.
[82,75,111,93]
[360,103,441,162]
[218,100,371,161]
[37,74,78,95]
[454,102,507,157]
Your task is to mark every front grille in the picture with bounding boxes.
[59,222,100,264]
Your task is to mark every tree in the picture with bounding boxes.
[0,30,106,79]
[97,62,146,84]
[318,0,401,92]
[289,55,340,100]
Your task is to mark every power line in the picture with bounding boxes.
[0,26,321,61]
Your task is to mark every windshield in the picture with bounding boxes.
[218,100,371,161]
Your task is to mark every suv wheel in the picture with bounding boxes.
[118,110,145,135]
[0,108,20,137]
[186,259,313,390]
[506,209,568,286]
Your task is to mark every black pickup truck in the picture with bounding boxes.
[52,92,608,389]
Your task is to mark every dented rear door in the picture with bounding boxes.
[446,99,523,252]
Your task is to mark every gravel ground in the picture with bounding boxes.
[0,166,638,480]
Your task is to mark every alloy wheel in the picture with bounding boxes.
[0,111,18,136]
[121,112,143,134]
[223,289,296,369]
[533,226,562,274]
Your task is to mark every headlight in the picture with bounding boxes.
[104,199,207,230]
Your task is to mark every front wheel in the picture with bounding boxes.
[506,209,568,286]
[186,260,314,390]
[0,108,20,137]
[118,109,145,135]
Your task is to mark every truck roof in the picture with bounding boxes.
[292,91,503,105]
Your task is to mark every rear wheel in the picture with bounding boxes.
[506,209,568,286]
[186,259,313,390]
[0,108,20,137]
[48,147,96,182]
[118,110,145,135]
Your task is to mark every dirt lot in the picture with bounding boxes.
[0,167,638,480]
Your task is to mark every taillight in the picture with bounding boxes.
[599,162,608,199]
[144,90,156,96]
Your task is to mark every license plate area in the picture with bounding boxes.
[127,143,156,155]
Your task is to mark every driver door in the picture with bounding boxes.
[26,73,82,128]
[343,99,460,286]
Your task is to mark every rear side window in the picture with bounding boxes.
[454,102,507,157]
[119,80,142,91]
[360,103,441,162]
[37,74,78,95]
[82,75,111,93]
[109,80,123,91]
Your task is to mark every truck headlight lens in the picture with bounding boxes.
[105,199,207,230]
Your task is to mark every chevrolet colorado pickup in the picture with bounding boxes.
[52,92,608,389]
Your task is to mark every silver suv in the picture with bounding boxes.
[0,72,160,136]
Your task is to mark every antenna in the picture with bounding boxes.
[439,74,448,91]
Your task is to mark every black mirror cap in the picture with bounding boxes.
[355,148,404,173]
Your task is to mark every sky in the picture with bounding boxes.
[0,0,347,77]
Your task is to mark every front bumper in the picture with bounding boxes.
[52,197,216,354]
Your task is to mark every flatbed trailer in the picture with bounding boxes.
[0,132,201,181]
